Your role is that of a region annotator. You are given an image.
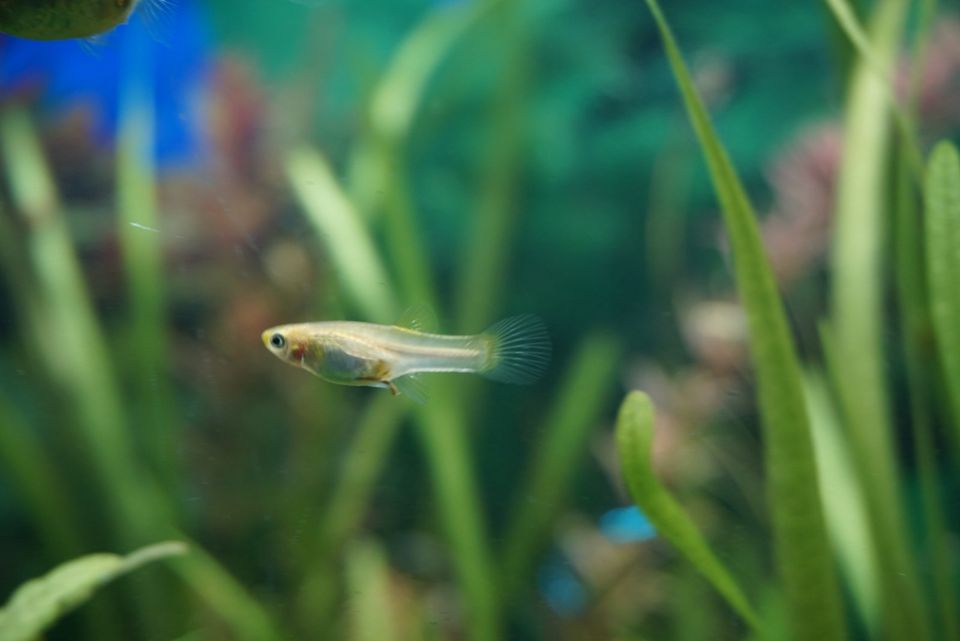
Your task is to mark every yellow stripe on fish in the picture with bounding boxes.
[261,314,551,400]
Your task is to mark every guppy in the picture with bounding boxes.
[0,0,139,40]
[261,314,550,400]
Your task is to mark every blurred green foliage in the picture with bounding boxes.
[0,0,958,641]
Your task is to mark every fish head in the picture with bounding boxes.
[262,324,312,369]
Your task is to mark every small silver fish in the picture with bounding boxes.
[261,314,550,400]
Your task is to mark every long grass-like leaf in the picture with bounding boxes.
[116,46,177,489]
[500,333,620,599]
[454,1,528,333]
[820,0,923,176]
[297,395,408,633]
[288,145,499,640]
[0,395,82,559]
[0,542,186,641]
[803,374,879,634]
[828,2,933,639]
[927,142,960,449]
[349,0,505,310]
[345,540,398,641]
[615,392,763,633]
[286,147,397,323]
[640,3,847,639]
[0,109,166,534]
[897,137,958,641]
[171,544,287,641]
[414,392,501,641]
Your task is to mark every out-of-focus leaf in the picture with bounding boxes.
[804,373,879,635]
[615,392,762,634]
[641,2,847,639]
[500,333,620,598]
[286,146,397,323]
[926,141,960,446]
[828,1,932,638]
[345,540,397,641]
[0,542,186,641]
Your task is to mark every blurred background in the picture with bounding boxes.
[0,0,958,639]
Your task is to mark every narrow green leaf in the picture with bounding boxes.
[348,0,502,216]
[898,134,958,641]
[297,396,408,633]
[116,62,178,489]
[171,544,287,641]
[500,333,620,599]
[286,146,397,323]
[615,392,762,634]
[829,3,933,638]
[0,108,172,536]
[454,0,528,333]
[345,540,398,641]
[926,141,960,446]
[803,373,879,634]
[0,542,187,641]
[820,0,922,176]
[641,3,847,640]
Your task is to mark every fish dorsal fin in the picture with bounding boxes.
[393,374,429,404]
[395,304,438,334]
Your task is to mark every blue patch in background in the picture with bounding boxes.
[0,0,211,169]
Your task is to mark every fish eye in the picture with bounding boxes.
[270,333,286,349]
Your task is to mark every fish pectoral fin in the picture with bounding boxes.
[391,374,428,404]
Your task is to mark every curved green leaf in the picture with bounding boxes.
[0,542,187,641]
[615,392,762,634]
[639,3,847,640]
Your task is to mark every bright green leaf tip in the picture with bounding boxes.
[615,392,764,636]
[0,542,188,641]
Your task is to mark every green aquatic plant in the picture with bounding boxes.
[615,391,763,634]
[0,542,186,641]
[636,2,847,640]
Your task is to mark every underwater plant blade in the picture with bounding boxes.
[803,373,879,634]
[500,333,619,599]
[0,109,159,526]
[615,392,762,633]
[286,146,397,324]
[897,135,958,641]
[0,395,82,560]
[641,3,847,640]
[171,544,287,641]
[829,3,933,639]
[0,542,186,641]
[297,396,408,632]
[454,0,528,333]
[345,540,399,641]
[926,141,960,449]
[413,392,501,641]
[116,51,178,490]
[820,0,922,175]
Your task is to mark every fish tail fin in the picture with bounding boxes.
[479,314,551,384]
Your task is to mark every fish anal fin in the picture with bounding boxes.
[395,304,438,334]
[392,374,428,404]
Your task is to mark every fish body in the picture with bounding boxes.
[262,315,550,398]
[0,0,138,40]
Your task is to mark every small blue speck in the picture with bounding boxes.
[599,506,656,543]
